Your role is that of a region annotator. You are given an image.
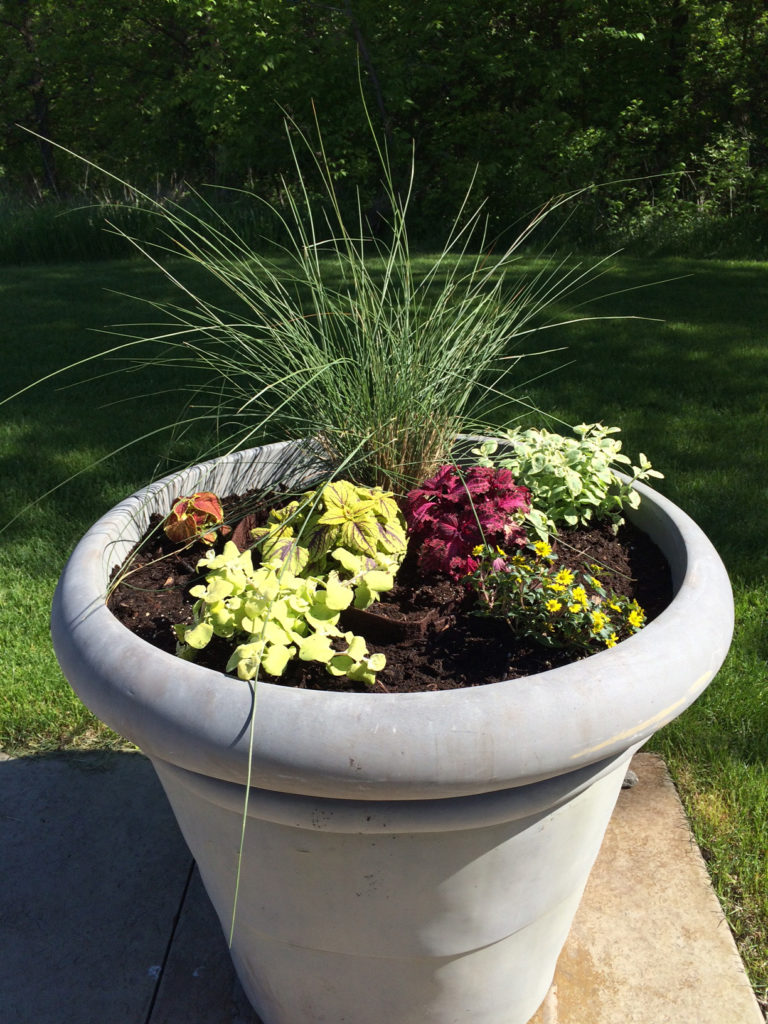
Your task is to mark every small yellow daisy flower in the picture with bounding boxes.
[545,599,562,613]
[554,569,575,586]
[591,610,609,633]
[547,582,567,594]
[627,608,645,629]
[605,632,619,648]
[472,544,484,557]
[534,540,553,558]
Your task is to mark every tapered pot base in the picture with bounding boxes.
[151,750,633,1024]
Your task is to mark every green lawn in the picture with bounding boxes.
[0,254,766,1006]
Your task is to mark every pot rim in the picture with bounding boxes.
[51,441,734,800]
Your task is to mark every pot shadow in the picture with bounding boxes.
[0,750,261,1024]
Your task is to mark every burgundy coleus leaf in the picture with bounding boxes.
[503,521,528,548]
[474,503,508,535]
[164,491,224,545]
[406,463,531,579]
[404,465,466,526]
[462,466,494,495]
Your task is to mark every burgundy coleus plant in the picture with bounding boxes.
[164,491,224,546]
[404,465,531,579]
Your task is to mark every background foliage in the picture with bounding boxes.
[2,0,768,254]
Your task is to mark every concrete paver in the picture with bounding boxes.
[529,754,764,1024]
[1,750,763,1024]
[0,751,193,1024]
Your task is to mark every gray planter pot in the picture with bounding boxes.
[51,442,734,1024]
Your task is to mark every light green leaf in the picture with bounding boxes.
[261,643,294,676]
[324,572,354,611]
[181,620,214,649]
[298,632,335,663]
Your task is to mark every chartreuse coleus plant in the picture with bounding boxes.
[473,423,663,539]
[173,480,407,686]
[251,478,407,599]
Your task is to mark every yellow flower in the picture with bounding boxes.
[591,610,609,633]
[605,632,619,648]
[628,607,645,629]
[554,569,575,586]
[589,563,603,575]
[472,544,484,557]
[511,553,528,568]
[545,599,562,613]
[572,586,589,608]
[534,540,553,558]
[547,582,567,593]
[568,603,582,614]
[495,545,507,557]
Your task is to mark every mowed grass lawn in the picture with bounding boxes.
[0,254,766,1004]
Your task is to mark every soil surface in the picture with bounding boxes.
[108,490,673,694]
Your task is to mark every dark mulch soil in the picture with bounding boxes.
[108,490,673,694]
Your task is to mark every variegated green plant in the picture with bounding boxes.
[474,424,663,538]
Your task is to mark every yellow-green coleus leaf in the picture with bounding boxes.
[364,487,400,523]
[251,523,309,574]
[317,480,380,557]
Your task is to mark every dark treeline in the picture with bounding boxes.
[2,0,768,251]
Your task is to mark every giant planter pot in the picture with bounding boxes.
[51,441,734,1024]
